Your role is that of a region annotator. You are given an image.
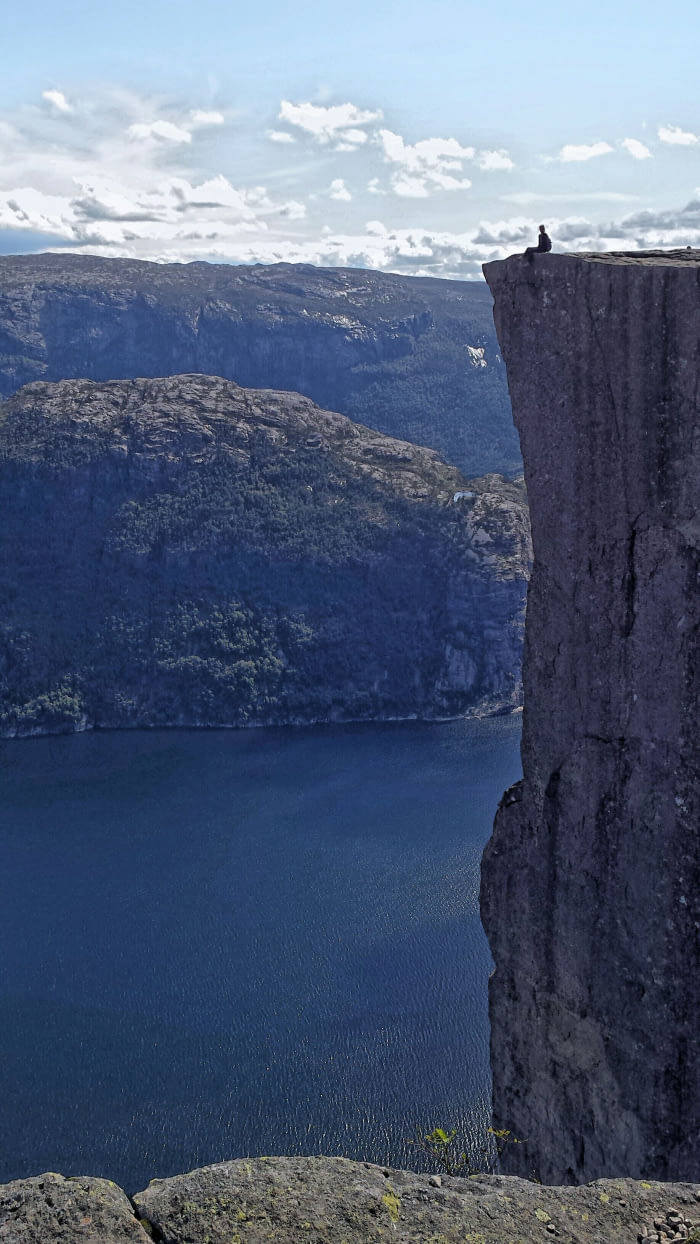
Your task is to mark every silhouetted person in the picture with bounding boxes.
[524,225,552,259]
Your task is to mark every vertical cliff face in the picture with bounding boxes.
[480,251,700,1184]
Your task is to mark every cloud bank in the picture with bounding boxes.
[1,87,700,278]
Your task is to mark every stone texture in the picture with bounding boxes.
[5,1160,700,1243]
[481,250,700,1183]
[0,1172,151,1243]
[132,1158,700,1243]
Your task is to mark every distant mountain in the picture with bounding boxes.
[0,255,519,478]
[0,374,529,736]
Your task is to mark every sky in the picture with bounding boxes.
[3,0,700,278]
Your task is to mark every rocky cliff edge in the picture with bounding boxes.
[3,1157,700,1243]
[481,250,700,1184]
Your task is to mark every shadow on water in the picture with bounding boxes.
[0,715,521,1192]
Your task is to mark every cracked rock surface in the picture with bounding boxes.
[481,250,700,1183]
[4,1159,700,1243]
[0,1172,151,1242]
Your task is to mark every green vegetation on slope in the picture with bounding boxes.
[0,375,529,736]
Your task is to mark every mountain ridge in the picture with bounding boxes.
[0,254,518,478]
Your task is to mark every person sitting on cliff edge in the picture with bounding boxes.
[524,225,552,259]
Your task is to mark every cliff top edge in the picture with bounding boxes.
[484,248,700,278]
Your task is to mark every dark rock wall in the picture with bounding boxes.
[481,251,700,1183]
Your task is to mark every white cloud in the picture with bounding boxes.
[378,130,474,171]
[392,175,430,198]
[278,99,382,147]
[72,179,166,223]
[557,141,614,162]
[622,137,652,160]
[267,129,295,143]
[477,149,514,171]
[42,89,72,114]
[502,191,638,205]
[336,128,369,147]
[0,186,75,239]
[658,124,699,146]
[128,119,192,144]
[10,188,700,276]
[473,199,700,258]
[0,89,315,263]
[189,110,225,128]
[377,129,474,197]
[172,174,271,211]
[8,82,700,277]
[279,200,306,219]
[329,178,351,201]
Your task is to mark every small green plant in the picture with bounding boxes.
[408,1124,525,1178]
[409,1127,475,1177]
[487,1127,524,1162]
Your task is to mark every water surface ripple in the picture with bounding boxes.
[0,715,521,1192]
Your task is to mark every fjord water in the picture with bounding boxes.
[0,716,521,1193]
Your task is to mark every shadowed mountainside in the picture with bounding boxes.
[0,254,519,478]
[0,373,529,737]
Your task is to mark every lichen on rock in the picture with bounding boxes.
[4,1159,700,1243]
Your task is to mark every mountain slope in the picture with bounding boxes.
[0,254,518,477]
[0,374,529,736]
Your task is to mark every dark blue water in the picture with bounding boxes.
[0,715,521,1193]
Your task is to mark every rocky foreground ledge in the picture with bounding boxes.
[3,1157,700,1244]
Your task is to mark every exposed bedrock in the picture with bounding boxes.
[480,251,700,1184]
[4,1160,700,1244]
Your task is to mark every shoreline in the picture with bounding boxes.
[0,700,523,743]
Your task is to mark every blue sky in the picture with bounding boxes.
[3,0,700,276]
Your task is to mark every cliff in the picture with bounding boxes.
[0,254,518,478]
[0,374,529,736]
[3,1158,700,1243]
[481,250,700,1184]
